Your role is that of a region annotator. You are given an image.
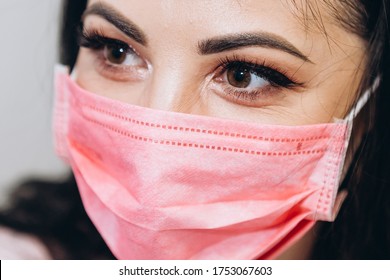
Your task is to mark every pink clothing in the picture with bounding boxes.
[0,227,51,260]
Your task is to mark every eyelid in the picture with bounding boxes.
[216,55,304,89]
[207,53,308,107]
[78,27,149,82]
[78,24,152,62]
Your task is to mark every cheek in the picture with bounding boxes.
[299,45,366,122]
[74,49,147,104]
[300,70,363,123]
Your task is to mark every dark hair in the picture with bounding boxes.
[60,0,88,70]
[1,0,389,259]
[308,1,390,259]
[0,174,114,259]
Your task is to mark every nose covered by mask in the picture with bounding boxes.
[53,65,371,259]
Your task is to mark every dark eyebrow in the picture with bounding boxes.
[83,3,310,63]
[82,2,147,45]
[198,33,312,63]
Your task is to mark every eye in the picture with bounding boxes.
[218,59,298,91]
[212,58,302,106]
[105,44,127,64]
[226,65,268,89]
[104,43,144,67]
[78,28,145,68]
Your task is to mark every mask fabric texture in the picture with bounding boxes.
[53,66,357,260]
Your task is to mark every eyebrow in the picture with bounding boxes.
[83,2,311,63]
[82,2,147,45]
[198,33,312,62]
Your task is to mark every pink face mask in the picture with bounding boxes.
[53,65,372,259]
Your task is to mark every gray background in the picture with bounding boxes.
[0,0,68,201]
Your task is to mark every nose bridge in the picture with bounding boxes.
[142,57,202,113]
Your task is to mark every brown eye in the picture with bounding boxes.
[102,43,144,67]
[104,45,128,64]
[227,66,252,88]
[223,62,270,90]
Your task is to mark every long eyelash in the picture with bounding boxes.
[77,26,130,52]
[217,55,303,89]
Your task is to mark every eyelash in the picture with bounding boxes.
[78,27,130,53]
[78,27,144,79]
[218,56,300,88]
[215,55,302,101]
[78,27,303,104]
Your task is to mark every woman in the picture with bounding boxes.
[0,0,389,259]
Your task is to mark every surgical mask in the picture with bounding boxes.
[53,65,375,259]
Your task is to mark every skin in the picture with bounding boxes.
[73,0,367,258]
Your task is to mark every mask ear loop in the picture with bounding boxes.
[344,76,381,122]
[330,76,380,220]
[53,64,72,162]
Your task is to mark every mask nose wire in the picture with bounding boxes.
[344,76,381,122]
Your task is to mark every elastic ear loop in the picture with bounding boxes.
[344,76,380,122]
[53,64,71,161]
[331,77,381,219]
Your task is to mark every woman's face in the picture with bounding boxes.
[74,0,366,126]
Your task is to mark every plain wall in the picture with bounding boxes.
[0,0,68,201]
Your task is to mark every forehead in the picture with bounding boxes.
[85,0,358,43]
[85,0,365,64]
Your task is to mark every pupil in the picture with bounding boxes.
[227,66,251,88]
[235,69,246,82]
[107,45,126,64]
